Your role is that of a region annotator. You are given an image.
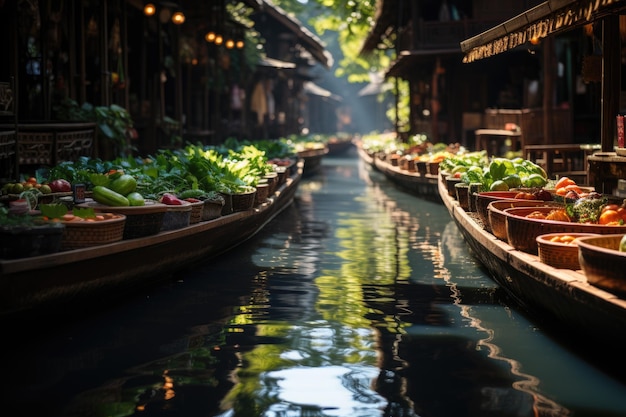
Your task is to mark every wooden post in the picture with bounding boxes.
[601,15,620,152]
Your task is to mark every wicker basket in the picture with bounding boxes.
[231,188,257,212]
[577,234,626,294]
[276,166,288,186]
[536,232,598,270]
[188,200,204,224]
[446,176,462,198]
[255,182,270,205]
[475,191,528,231]
[488,200,560,242]
[504,206,626,255]
[61,214,126,250]
[77,200,167,239]
[202,199,224,221]
[454,182,470,210]
[161,202,192,231]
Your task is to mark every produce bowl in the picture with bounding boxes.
[475,191,534,231]
[536,232,598,270]
[488,199,561,242]
[504,206,626,255]
[77,200,167,239]
[577,234,626,295]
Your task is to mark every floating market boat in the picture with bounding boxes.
[436,172,626,366]
[0,161,303,319]
[356,142,441,201]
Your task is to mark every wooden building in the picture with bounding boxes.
[360,1,623,156]
[0,0,332,180]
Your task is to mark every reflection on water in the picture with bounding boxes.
[4,150,626,417]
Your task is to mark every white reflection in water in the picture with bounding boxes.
[261,365,386,416]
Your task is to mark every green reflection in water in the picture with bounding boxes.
[220,188,416,415]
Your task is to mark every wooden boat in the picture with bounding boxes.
[298,147,328,177]
[356,143,440,201]
[437,173,626,366]
[326,137,354,155]
[0,161,303,319]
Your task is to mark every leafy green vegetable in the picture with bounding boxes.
[40,204,69,219]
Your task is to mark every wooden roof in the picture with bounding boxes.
[461,0,626,63]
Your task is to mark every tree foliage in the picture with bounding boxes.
[272,0,392,83]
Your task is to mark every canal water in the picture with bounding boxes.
[3,147,626,417]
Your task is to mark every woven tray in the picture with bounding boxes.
[61,214,126,250]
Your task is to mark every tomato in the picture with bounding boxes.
[601,204,620,213]
[26,177,37,184]
[555,176,576,190]
[618,207,626,222]
[598,209,622,225]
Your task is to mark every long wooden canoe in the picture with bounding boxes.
[356,144,440,201]
[436,172,626,367]
[0,162,303,319]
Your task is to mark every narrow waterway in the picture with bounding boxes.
[3,147,626,417]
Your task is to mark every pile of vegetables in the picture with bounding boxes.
[441,154,548,192]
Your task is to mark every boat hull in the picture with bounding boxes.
[0,164,302,318]
[437,177,626,352]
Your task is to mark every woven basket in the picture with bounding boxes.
[255,182,270,205]
[188,200,204,224]
[161,202,192,231]
[536,232,598,270]
[504,206,626,255]
[202,199,224,221]
[276,166,288,186]
[428,161,440,175]
[446,176,462,198]
[231,188,257,212]
[577,234,626,294]
[61,214,126,250]
[488,200,560,242]
[76,200,167,239]
[264,172,279,196]
[454,182,470,210]
[475,191,528,231]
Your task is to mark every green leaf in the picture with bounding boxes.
[73,207,96,219]
[40,204,68,219]
[90,173,111,187]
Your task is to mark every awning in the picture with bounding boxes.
[303,82,341,101]
[461,0,626,63]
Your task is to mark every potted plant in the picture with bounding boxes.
[54,98,135,159]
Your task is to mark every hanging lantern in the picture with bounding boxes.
[205,31,216,43]
[143,3,156,16]
[171,11,185,25]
